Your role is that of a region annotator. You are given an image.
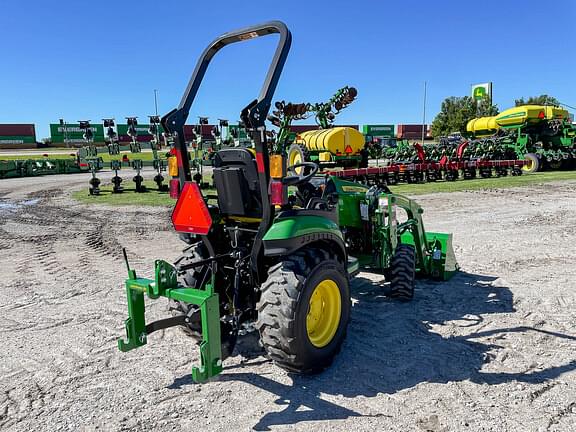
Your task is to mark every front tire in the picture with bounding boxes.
[256,248,350,374]
[389,244,416,301]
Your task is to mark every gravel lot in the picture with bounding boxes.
[0,174,575,431]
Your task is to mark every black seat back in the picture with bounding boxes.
[213,148,262,218]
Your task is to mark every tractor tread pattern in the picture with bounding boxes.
[389,244,416,301]
[256,248,348,374]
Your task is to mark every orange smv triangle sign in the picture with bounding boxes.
[171,182,212,234]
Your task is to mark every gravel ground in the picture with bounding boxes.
[0,174,575,432]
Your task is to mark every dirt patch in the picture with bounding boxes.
[0,175,575,431]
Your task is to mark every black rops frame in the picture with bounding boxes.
[161,21,292,281]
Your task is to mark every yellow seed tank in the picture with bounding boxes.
[466,105,570,136]
[295,127,364,155]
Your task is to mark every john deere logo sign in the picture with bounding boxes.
[471,82,492,101]
[473,87,486,99]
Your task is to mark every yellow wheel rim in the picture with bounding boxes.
[306,279,341,348]
[288,149,303,175]
[522,158,533,172]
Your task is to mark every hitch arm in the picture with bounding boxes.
[117,260,223,382]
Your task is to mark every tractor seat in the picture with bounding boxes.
[213,148,262,219]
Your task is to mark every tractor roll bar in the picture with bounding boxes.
[162,21,292,184]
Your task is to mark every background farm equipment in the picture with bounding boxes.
[229,121,252,147]
[110,160,123,193]
[131,160,145,193]
[74,116,171,194]
[466,104,576,172]
[117,21,457,384]
[105,119,123,193]
[125,117,147,193]
[192,117,216,168]
[149,115,168,191]
[294,87,367,168]
[267,86,368,169]
[0,156,89,179]
[326,159,524,186]
[190,117,236,167]
[352,134,524,184]
[341,105,575,184]
[77,121,105,195]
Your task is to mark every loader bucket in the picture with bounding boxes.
[425,232,458,281]
[400,231,458,281]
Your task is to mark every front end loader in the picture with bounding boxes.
[117,21,458,382]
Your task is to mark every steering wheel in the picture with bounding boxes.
[282,162,319,186]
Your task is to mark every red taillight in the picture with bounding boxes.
[169,179,180,199]
[270,180,286,206]
[256,152,265,173]
[171,182,212,234]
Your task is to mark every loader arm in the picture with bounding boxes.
[390,194,430,268]
[391,194,458,280]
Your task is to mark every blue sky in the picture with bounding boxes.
[1,0,575,139]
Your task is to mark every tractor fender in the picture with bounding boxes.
[262,214,346,261]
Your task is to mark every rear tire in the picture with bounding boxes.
[256,248,350,374]
[389,244,416,301]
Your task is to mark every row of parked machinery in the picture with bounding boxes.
[174,91,570,191]
[272,103,576,186]
[77,116,168,195]
[377,104,576,177]
[3,102,572,187]
[463,104,576,172]
[166,90,535,192]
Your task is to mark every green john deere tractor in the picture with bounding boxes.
[117,21,458,382]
